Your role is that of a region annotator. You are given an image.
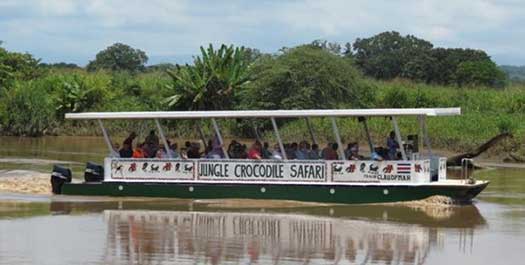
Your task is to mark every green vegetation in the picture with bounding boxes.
[0,32,524,156]
[350,31,506,87]
[86,43,148,72]
[165,44,251,110]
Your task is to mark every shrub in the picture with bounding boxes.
[0,82,54,136]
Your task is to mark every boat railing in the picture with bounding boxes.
[461,158,474,183]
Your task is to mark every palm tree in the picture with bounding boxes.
[165,44,251,110]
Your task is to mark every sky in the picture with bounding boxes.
[0,0,524,66]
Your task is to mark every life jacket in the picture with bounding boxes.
[132,148,145,158]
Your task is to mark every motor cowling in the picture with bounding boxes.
[51,165,72,194]
[84,162,104,182]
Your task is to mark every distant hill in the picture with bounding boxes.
[500,65,525,81]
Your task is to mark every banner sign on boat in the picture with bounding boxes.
[106,158,431,184]
[331,160,430,183]
[196,160,326,182]
[109,159,194,180]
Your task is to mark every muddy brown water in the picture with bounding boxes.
[0,136,524,265]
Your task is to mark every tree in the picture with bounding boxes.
[311,40,343,55]
[401,52,438,83]
[39,62,81,69]
[145,63,176,72]
[165,44,250,110]
[352,31,433,79]
[455,60,506,87]
[351,32,505,87]
[86,43,148,72]
[0,44,42,88]
[239,45,372,111]
[53,75,103,119]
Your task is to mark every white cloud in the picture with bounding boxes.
[36,0,78,16]
[0,0,524,65]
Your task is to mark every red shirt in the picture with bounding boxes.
[247,148,261,159]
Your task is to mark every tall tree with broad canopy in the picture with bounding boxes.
[352,31,433,80]
[87,43,148,72]
[238,44,373,111]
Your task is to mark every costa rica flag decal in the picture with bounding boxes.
[397,163,411,174]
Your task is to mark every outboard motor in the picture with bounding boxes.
[51,165,72,194]
[84,162,104,182]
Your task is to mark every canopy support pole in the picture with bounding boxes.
[252,121,262,142]
[418,115,433,157]
[360,117,374,154]
[211,118,229,159]
[196,120,208,149]
[98,119,118,157]
[155,119,172,158]
[330,117,345,160]
[305,117,318,145]
[391,116,407,160]
[271,117,287,160]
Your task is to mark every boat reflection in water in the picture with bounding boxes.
[101,203,486,265]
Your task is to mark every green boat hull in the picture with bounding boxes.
[60,181,489,204]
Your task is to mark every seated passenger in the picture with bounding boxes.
[123,132,137,147]
[295,141,309,160]
[322,143,339,160]
[169,142,180,159]
[112,142,120,154]
[309,143,321,160]
[187,143,201,159]
[208,134,225,158]
[119,142,133,158]
[347,142,362,160]
[227,140,238,158]
[247,141,262,160]
[132,143,145,158]
[228,141,244,159]
[271,144,284,160]
[344,143,353,160]
[239,144,248,159]
[142,143,156,158]
[145,130,159,147]
[156,144,168,158]
[262,142,272,159]
[371,147,384,161]
[180,141,191,159]
[286,142,298,160]
[204,139,213,157]
[386,131,400,160]
[144,130,159,158]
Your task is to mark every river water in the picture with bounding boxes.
[0,136,524,265]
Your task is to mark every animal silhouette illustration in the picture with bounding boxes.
[369,164,379,173]
[114,164,123,174]
[128,162,137,172]
[142,162,148,171]
[345,164,356,173]
[150,164,159,172]
[383,164,393,173]
[162,162,172,171]
[175,163,180,171]
[184,164,193,172]
[415,164,422,173]
[333,164,343,173]
[360,163,366,172]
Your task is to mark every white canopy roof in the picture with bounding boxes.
[65,108,460,120]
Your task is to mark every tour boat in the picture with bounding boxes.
[51,108,489,204]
